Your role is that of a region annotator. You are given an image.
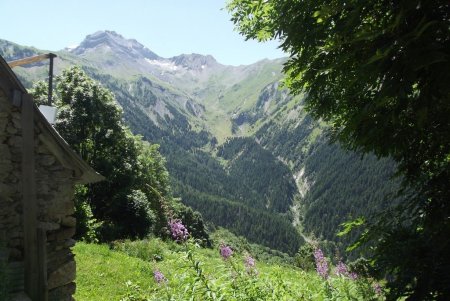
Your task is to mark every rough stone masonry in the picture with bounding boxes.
[0,64,102,300]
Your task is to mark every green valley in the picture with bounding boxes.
[0,31,399,257]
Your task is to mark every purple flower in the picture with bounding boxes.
[244,255,258,275]
[244,255,255,268]
[373,282,383,295]
[313,248,329,279]
[153,269,167,284]
[219,244,233,260]
[348,272,358,280]
[334,260,358,280]
[168,219,189,242]
[335,261,349,277]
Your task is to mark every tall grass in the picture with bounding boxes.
[75,238,385,301]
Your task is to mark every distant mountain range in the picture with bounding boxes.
[0,31,399,255]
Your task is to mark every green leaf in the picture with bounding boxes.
[337,218,365,237]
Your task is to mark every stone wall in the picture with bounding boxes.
[1,87,78,301]
[35,119,77,301]
[0,89,25,295]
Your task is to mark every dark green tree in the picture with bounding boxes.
[32,67,210,243]
[294,243,315,271]
[228,0,450,299]
[32,67,170,240]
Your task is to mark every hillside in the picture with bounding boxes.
[0,31,399,255]
[74,237,384,300]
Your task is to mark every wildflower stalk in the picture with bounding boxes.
[313,248,329,279]
[168,219,217,300]
[219,248,273,300]
[185,245,217,300]
[152,269,173,300]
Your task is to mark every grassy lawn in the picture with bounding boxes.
[74,243,153,300]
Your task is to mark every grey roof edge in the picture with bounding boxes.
[0,55,27,94]
[35,106,105,184]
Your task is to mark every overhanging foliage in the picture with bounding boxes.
[228,0,450,299]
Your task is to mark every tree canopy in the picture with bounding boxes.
[228,0,450,299]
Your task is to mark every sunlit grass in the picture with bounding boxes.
[74,243,152,300]
[74,239,383,301]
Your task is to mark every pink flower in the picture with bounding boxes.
[373,282,383,295]
[348,272,358,280]
[335,261,349,277]
[219,244,233,260]
[153,269,167,284]
[168,219,189,242]
[244,255,258,275]
[313,248,329,279]
[244,255,255,268]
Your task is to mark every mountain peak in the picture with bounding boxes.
[170,53,220,71]
[71,30,159,60]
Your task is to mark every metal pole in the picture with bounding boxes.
[47,53,56,106]
[7,53,58,105]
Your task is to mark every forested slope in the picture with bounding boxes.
[1,35,399,256]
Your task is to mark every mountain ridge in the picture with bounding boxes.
[0,32,399,255]
[70,30,160,60]
[69,30,228,74]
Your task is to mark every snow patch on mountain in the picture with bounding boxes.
[145,58,178,71]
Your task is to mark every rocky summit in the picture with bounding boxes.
[70,30,160,60]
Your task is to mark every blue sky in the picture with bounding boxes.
[0,0,285,66]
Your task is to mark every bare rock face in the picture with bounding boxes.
[71,30,160,60]
[170,53,219,71]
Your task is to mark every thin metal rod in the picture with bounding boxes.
[7,53,57,105]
